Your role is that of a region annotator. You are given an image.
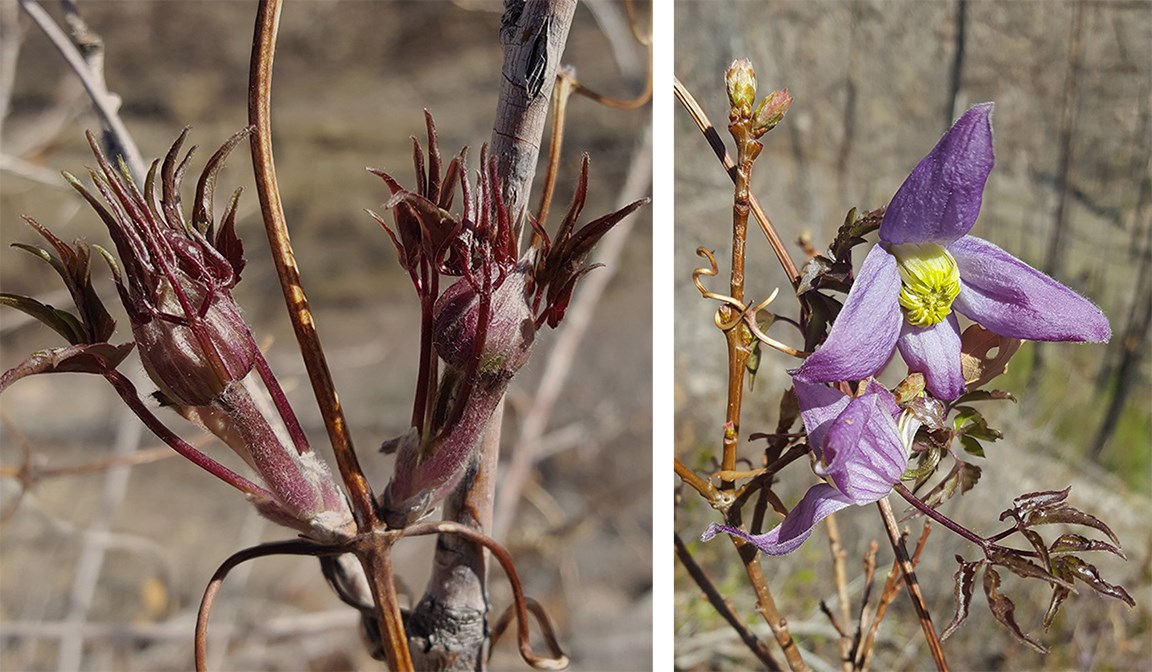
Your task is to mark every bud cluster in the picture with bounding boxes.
[371,112,646,526]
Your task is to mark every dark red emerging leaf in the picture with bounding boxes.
[0,343,134,393]
[8,218,117,344]
[983,566,1049,654]
[941,555,982,641]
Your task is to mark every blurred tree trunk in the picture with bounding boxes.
[1090,173,1152,460]
[944,0,967,127]
[1028,0,1085,391]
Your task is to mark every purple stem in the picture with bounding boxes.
[893,482,990,551]
[103,369,272,499]
[253,349,311,456]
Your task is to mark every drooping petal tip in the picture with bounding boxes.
[897,313,966,400]
[950,236,1112,343]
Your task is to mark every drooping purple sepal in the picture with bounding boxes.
[794,245,902,385]
[897,313,966,400]
[705,382,908,556]
[949,236,1111,342]
[702,485,856,556]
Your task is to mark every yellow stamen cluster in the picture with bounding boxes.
[892,243,962,327]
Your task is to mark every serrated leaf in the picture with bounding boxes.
[960,435,985,457]
[1026,505,1120,546]
[954,389,1017,404]
[0,342,134,393]
[1049,533,1126,559]
[1012,487,1071,518]
[941,555,983,641]
[988,549,1071,590]
[1060,556,1135,607]
[983,566,1049,653]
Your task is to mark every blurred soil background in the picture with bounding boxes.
[674,1,1150,670]
[0,1,652,670]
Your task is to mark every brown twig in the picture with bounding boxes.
[195,539,349,672]
[857,521,932,670]
[247,0,373,524]
[18,0,144,180]
[876,497,948,671]
[673,76,800,287]
[491,0,579,223]
[674,533,781,670]
[825,512,854,672]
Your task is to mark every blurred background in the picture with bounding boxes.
[0,1,652,670]
[674,1,1149,669]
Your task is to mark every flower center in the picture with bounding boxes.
[891,243,962,327]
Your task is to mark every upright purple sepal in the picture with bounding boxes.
[880,103,995,246]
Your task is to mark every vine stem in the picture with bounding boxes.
[719,73,808,672]
[675,533,781,670]
[673,77,800,287]
[247,2,417,668]
[876,496,949,671]
[247,0,374,525]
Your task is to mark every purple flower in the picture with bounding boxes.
[795,104,1110,400]
[702,380,910,555]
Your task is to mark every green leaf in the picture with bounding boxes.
[954,389,1017,404]
[0,294,86,344]
[959,435,985,458]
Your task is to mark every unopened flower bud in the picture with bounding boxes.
[134,276,257,406]
[753,88,793,136]
[433,270,535,377]
[726,59,757,118]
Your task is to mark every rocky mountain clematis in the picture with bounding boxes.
[703,380,913,555]
[795,104,1110,400]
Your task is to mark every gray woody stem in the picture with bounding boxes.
[407,1,578,669]
[491,0,578,223]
